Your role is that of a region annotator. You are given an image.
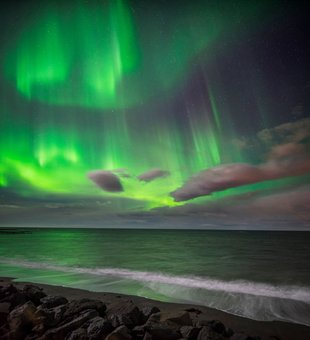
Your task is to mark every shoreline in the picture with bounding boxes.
[1,277,310,339]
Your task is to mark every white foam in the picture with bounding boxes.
[1,257,310,303]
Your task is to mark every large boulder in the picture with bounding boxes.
[40,296,68,309]
[86,316,114,339]
[196,319,226,334]
[22,285,47,305]
[65,328,88,340]
[33,303,68,332]
[107,301,143,328]
[0,285,28,310]
[180,325,201,340]
[64,299,106,319]
[0,284,18,300]
[0,302,10,324]
[42,309,99,340]
[144,324,180,340]
[146,311,193,331]
[7,301,38,340]
[105,325,132,340]
[140,306,160,323]
[197,325,226,340]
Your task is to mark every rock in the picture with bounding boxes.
[197,325,226,340]
[0,323,10,340]
[230,334,261,340]
[107,301,142,328]
[0,284,18,299]
[132,325,146,338]
[226,328,234,337]
[0,302,10,323]
[64,299,106,319]
[8,291,29,310]
[66,328,88,340]
[42,309,99,340]
[180,325,201,340]
[7,301,38,340]
[86,316,114,339]
[184,308,202,314]
[40,296,68,309]
[209,320,226,334]
[146,311,193,331]
[34,304,68,330]
[143,332,152,340]
[195,319,226,335]
[144,323,180,340]
[140,306,160,322]
[22,285,47,305]
[0,287,29,310]
[105,325,132,340]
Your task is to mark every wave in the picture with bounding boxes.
[1,257,310,325]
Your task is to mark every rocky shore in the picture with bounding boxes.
[0,278,309,340]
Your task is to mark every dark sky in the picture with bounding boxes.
[0,0,309,228]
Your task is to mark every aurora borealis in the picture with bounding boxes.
[0,0,309,227]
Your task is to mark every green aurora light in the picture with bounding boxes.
[0,0,306,211]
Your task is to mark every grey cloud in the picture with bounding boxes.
[138,168,170,182]
[171,144,310,202]
[87,170,123,192]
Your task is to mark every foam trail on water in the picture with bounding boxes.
[1,258,310,325]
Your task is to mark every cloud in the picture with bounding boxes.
[171,141,310,202]
[257,117,310,145]
[113,168,131,178]
[137,168,170,182]
[87,170,123,192]
[171,164,265,201]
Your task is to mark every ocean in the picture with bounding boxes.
[0,228,310,326]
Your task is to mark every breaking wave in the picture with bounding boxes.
[1,257,310,325]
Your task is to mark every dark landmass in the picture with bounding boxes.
[0,277,309,340]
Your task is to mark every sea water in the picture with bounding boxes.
[0,228,309,325]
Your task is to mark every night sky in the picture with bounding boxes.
[0,0,309,228]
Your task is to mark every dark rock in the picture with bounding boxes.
[0,284,18,299]
[0,302,10,324]
[230,335,261,340]
[22,285,47,305]
[180,325,201,339]
[66,327,88,340]
[107,301,142,328]
[195,319,226,334]
[64,299,106,319]
[8,291,29,310]
[42,309,99,340]
[40,295,68,309]
[146,311,192,331]
[225,328,234,337]
[184,308,202,314]
[157,311,192,325]
[105,325,132,340]
[209,320,226,334]
[86,316,114,339]
[143,332,152,340]
[25,332,41,340]
[144,323,180,340]
[34,303,68,330]
[7,301,38,340]
[132,325,146,338]
[140,305,160,322]
[0,323,10,340]
[197,325,226,340]
[0,287,29,310]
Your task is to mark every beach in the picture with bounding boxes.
[1,277,310,340]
